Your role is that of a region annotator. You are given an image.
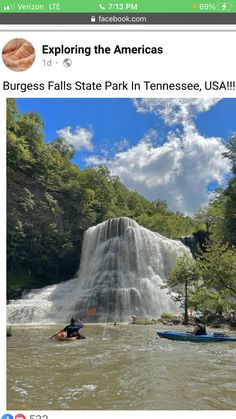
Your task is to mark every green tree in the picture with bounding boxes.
[197,242,236,301]
[189,289,231,318]
[166,255,200,324]
[222,134,236,162]
[219,134,236,245]
[7,98,19,130]
[49,136,75,160]
[194,189,226,240]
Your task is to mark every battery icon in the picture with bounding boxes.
[217,2,233,11]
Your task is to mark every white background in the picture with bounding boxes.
[0,31,236,98]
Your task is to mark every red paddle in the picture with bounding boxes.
[81,307,96,319]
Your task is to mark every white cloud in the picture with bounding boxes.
[114,138,129,152]
[86,99,231,214]
[105,128,230,213]
[57,126,94,151]
[133,98,221,126]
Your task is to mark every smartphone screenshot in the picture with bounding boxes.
[1,1,236,419]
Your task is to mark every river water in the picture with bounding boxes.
[7,324,236,410]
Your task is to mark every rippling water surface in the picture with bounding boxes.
[7,324,236,410]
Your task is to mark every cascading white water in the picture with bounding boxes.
[7,217,191,323]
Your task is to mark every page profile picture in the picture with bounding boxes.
[2,38,35,71]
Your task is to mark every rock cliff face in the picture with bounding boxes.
[180,230,208,256]
[7,166,83,299]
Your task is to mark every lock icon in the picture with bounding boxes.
[91,15,96,23]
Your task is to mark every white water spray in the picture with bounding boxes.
[7,217,191,323]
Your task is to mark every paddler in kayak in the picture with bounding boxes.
[188,317,207,335]
[50,318,86,339]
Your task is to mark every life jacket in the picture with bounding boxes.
[65,323,83,337]
[195,324,207,335]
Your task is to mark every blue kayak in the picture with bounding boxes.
[157,331,236,343]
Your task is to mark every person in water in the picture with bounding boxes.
[230,310,236,326]
[188,317,207,335]
[63,318,86,338]
[50,318,86,339]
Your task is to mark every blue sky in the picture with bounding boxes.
[17,98,173,166]
[197,99,236,140]
[16,98,236,214]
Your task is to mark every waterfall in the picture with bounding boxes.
[7,217,191,324]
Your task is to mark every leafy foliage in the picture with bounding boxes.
[189,289,231,316]
[197,242,236,300]
[194,189,226,240]
[167,255,200,287]
[166,242,236,318]
[166,255,200,323]
[222,134,236,245]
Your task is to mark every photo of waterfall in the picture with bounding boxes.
[7,98,236,326]
[6,98,236,412]
[7,217,191,323]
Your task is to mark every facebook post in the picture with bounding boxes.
[1,2,236,419]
